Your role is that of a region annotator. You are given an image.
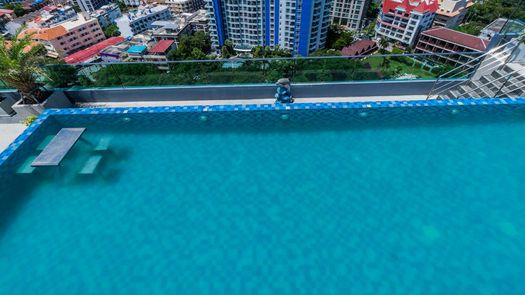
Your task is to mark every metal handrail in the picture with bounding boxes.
[426,36,525,99]
[435,39,518,79]
[428,49,513,96]
[450,66,525,99]
[39,51,483,67]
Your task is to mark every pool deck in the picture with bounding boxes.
[76,95,426,108]
[0,124,26,154]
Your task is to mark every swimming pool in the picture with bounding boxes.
[0,99,524,294]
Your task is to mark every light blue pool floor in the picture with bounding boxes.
[0,118,524,294]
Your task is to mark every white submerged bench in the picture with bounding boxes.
[31,128,86,167]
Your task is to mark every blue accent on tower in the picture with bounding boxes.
[211,0,225,46]
[298,0,313,56]
[274,0,279,45]
[265,0,270,45]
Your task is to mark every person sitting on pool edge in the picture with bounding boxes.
[275,78,294,103]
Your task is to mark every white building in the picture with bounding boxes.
[36,5,77,28]
[375,0,438,47]
[72,0,112,14]
[331,0,369,30]
[90,3,122,28]
[123,0,142,6]
[433,0,473,28]
[165,0,205,14]
[205,0,333,56]
[115,4,172,37]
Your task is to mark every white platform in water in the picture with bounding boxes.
[32,128,86,167]
[79,155,103,174]
[36,135,55,151]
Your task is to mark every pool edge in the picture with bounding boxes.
[1,97,524,167]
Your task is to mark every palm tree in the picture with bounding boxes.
[0,31,48,104]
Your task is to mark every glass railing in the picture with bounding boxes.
[3,52,483,91]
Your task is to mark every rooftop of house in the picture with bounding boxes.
[148,39,174,54]
[421,27,489,51]
[127,45,147,54]
[0,9,14,17]
[90,3,120,17]
[61,13,96,30]
[383,0,439,14]
[64,36,126,64]
[341,40,377,56]
[20,25,67,40]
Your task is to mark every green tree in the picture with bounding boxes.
[366,1,380,19]
[251,46,291,58]
[332,31,354,50]
[167,32,212,60]
[221,39,235,58]
[378,37,389,53]
[103,24,120,38]
[116,0,130,13]
[190,48,207,60]
[310,49,342,56]
[326,25,343,49]
[362,22,376,38]
[5,4,25,17]
[455,22,485,35]
[0,31,48,104]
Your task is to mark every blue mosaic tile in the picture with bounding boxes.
[2,97,525,167]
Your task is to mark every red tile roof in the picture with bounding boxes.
[421,27,489,52]
[148,40,175,54]
[383,0,438,14]
[0,9,14,17]
[64,37,125,64]
[341,40,378,56]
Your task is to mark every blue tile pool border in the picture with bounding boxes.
[2,97,525,167]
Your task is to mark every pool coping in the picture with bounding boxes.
[2,97,525,167]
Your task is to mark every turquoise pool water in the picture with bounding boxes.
[0,103,524,294]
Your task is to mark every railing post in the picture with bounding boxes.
[108,64,125,89]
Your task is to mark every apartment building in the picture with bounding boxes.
[72,0,112,13]
[415,27,489,66]
[331,0,369,30]
[23,13,105,58]
[165,0,204,14]
[115,4,172,37]
[33,5,77,28]
[433,0,473,28]
[90,3,122,28]
[205,0,332,56]
[375,0,438,47]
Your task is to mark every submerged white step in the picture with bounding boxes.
[94,137,111,151]
[79,155,103,175]
[17,155,37,174]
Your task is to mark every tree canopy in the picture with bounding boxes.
[4,3,25,17]
[251,46,292,58]
[103,24,121,38]
[325,25,355,50]
[0,31,47,103]
[465,0,525,25]
[221,39,235,58]
[167,32,212,60]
